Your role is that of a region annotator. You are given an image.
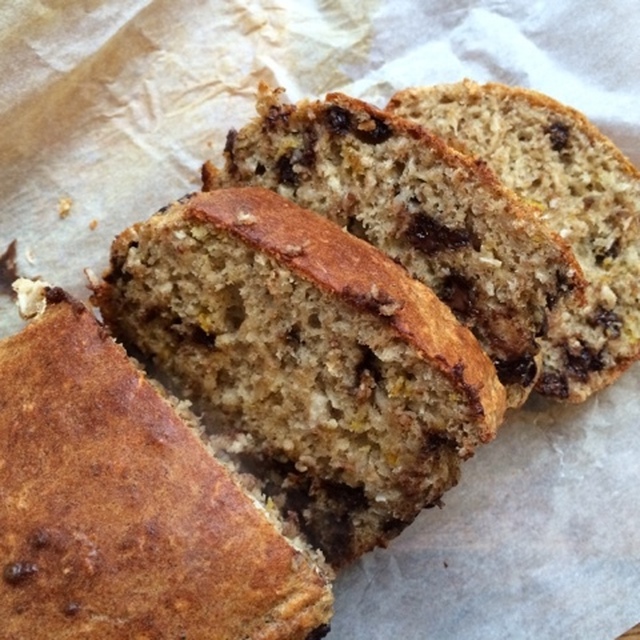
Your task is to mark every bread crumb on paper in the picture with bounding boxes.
[58,196,73,219]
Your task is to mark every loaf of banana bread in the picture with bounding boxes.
[93,187,506,567]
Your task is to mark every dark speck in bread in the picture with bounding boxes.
[494,354,538,388]
[276,154,298,186]
[545,121,571,151]
[537,371,570,399]
[440,273,476,317]
[566,342,604,381]
[63,601,82,617]
[406,212,476,254]
[589,307,622,338]
[324,106,352,135]
[353,116,393,145]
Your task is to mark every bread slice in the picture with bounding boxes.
[1,279,333,639]
[387,79,640,402]
[201,84,585,408]
[92,187,506,567]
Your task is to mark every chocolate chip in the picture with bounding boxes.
[547,269,576,309]
[325,105,392,144]
[537,371,570,399]
[325,105,352,135]
[589,307,622,338]
[105,254,132,286]
[406,213,476,254]
[176,192,197,205]
[295,129,318,168]
[223,128,237,155]
[284,324,302,347]
[3,561,39,585]
[566,343,604,381]
[545,121,571,152]
[276,154,298,186]
[494,354,538,387]
[345,215,367,240]
[381,517,406,535]
[44,286,69,305]
[141,305,162,324]
[223,128,238,175]
[154,193,195,215]
[264,103,295,130]
[439,273,476,317]
[353,116,393,145]
[254,162,266,176]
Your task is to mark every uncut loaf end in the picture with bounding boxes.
[93,187,507,568]
[1,279,334,640]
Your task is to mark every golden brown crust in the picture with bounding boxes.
[389,79,640,182]
[480,82,640,178]
[185,187,506,442]
[0,291,333,639]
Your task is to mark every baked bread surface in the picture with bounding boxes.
[202,84,586,407]
[0,286,333,639]
[388,79,640,401]
[94,187,506,567]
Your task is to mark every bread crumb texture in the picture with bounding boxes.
[94,188,505,567]
[203,83,586,407]
[388,79,640,401]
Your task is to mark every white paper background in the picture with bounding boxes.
[1,2,639,638]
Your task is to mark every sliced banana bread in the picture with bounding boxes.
[201,84,585,407]
[1,279,334,640]
[388,79,640,401]
[93,187,506,567]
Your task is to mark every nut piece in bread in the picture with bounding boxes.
[93,187,506,567]
[388,79,640,402]
[1,281,333,640]
[202,84,586,407]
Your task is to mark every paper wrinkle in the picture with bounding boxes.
[2,2,640,638]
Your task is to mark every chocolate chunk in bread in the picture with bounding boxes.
[93,187,506,567]
[388,79,640,401]
[1,280,333,639]
[201,83,585,407]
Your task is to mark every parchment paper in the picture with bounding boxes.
[1,2,639,638]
